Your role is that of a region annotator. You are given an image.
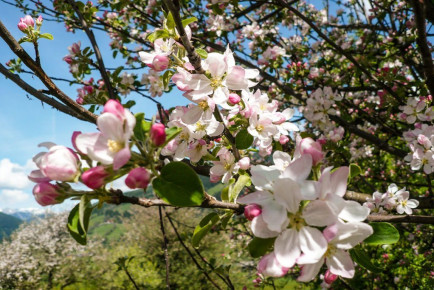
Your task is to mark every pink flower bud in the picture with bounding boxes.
[244,204,262,221]
[103,99,125,120]
[125,167,150,189]
[228,93,241,105]
[238,157,250,170]
[39,145,80,182]
[299,138,324,165]
[36,15,43,26]
[152,55,170,71]
[324,270,338,284]
[18,21,28,32]
[33,182,62,206]
[70,42,81,55]
[279,135,289,145]
[22,15,35,27]
[150,123,166,146]
[63,55,73,64]
[81,166,110,189]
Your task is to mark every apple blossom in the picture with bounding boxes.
[74,100,135,170]
[125,167,151,189]
[33,182,63,206]
[81,166,110,189]
[150,123,167,146]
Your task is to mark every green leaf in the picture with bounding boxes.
[166,12,175,30]
[152,162,205,206]
[349,248,382,272]
[147,29,170,42]
[248,237,275,258]
[364,222,400,245]
[133,113,145,141]
[235,129,254,150]
[39,33,53,40]
[124,100,136,109]
[195,48,208,59]
[192,212,220,248]
[349,163,362,180]
[161,70,175,91]
[220,212,233,229]
[229,174,250,202]
[67,202,93,245]
[79,195,91,233]
[182,17,198,27]
[221,179,235,202]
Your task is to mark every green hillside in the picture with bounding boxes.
[0,212,22,240]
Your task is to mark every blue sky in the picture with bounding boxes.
[0,2,186,211]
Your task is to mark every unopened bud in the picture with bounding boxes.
[324,270,338,284]
[150,123,166,146]
[238,157,250,170]
[228,93,241,105]
[81,166,109,189]
[36,15,43,26]
[152,55,170,71]
[125,167,150,189]
[33,182,62,206]
[244,204,262,221]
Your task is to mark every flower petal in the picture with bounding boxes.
[339,200,370,222]
[303,200,337,227]
[326,250,355,278]
[299,226,328,261]
[274,228,301,268]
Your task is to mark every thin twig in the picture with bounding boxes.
[165,211,222,290]
[158,206,171,289]
[0,20,97,123]
[67,0,116,100]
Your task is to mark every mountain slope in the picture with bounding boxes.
[0,212,22,240]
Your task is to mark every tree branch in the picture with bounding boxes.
[0,64,91,122]
[67,0,116,100]
[367,215,434,224]
[411,0,434,96]
[0,20,97,123]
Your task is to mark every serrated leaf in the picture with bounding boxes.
[147,29,170,42]
[79,195,91,233]
[364,222,400,245]
[229,174,250,202]
[152,162,205,206]
[182,17,198,27]
[166,12,175,30]
[248,237,275,258]
[235,129,254,149]
[192,212,220,248]
[196,48,208,59]
[39,33,53,40]
[349,248,382,272]
[349,163,362,180]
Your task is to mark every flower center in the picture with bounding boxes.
[210,77,223,89]
[107,139,123,153]
[289,213,306,231]
[256,124,264,132]
[180,132,189,141]
[325,244,337,258]
[198,100,209,110]
[224,162,233,171]
[196,122,207,132]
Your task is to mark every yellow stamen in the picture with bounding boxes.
[107,139,123,153]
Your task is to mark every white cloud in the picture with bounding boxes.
[0,158,35,189]
[0,189,30,207]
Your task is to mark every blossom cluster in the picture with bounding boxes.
[403,124,434,174]
[363,184,419,215]
[27,100,157,206]
[238,138,373,282]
